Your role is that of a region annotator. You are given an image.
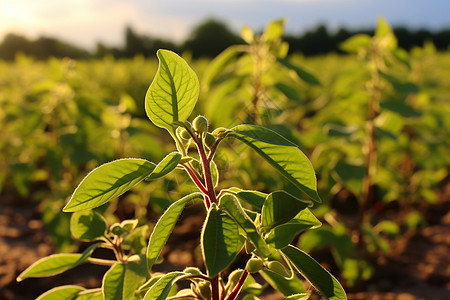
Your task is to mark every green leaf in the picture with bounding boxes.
[37,286,102,300]
[63,159,156,212]
[70,210,107,241]
[229,188,267,210]
[17,253,86,281]
[145,49,199,133]
[380,99,421,118]
[260,270,306,296]
[143,272,186,300]
[36,285,85,300]
[275,82,301,103]
[340,34,371,53]
[202,45,241,89]
[264,19,285,41]
[202,204,243,278]
[147,193,202,271]
[261,191,310,231]
[147,152,182,180]
[227,125,320,202]
[333,161,365,195]
[220,195,271,257]
[277,58,320,86]
[281,245,347,300]
[265,209,321,249]
[103,255,147,300]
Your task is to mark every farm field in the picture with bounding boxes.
[0,24,449,299]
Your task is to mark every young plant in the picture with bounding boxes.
[18,50,346,300]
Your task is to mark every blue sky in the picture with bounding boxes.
[1,0,449,49]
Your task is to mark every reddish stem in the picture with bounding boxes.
[196,140,217,204]
[211,275,220,300]
[182,164,208,195]
[225,270,248,300]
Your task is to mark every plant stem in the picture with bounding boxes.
[225,270,248,300]
[358,52,381,242]
[211,275,220,300]
[182,164,209,195]
[196,139,217,205]
[87,257,116,266]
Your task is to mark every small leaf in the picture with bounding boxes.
[202,204,243,278]
[36,285,84,300]
[261,191,310,231]
[70,210,107,241]
[145,49,199,132]
[227,125,320,202]
[277,58,320,86]
[17,254,85,281]
[147,152,182,180]
[147,193,202,271]
[340,34,371,53]
[143,272,186,300]
[37,286,102,300]
[265,209,321,249]
[264,19,285,41]
[275,82,301,103]
[260,270,306,296]
[230,188,267,210]
[281,245,347,300]
[220,195,271,257]
[63,159,156,212]
[103,255,147,300]
[333,161,365,196]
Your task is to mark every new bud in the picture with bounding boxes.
[176,127,191,140]
[246,258,264,273]
[193,115,208,133]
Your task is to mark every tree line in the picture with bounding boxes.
[1,19,449,60]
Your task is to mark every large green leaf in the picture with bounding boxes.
[281,245,347,300]
[103,255,147,300]
[70,210,107,241]
[202,204,243,278]
[17,254,85,281]
[63,159,156,212]
[265,209,321,249]
[147,152,181,181]
[36,286,102,300]
[220,194,271,257]
[143,272,186,300]
[261,191,311,231]
[145,49,199,133]
[147,193,202,271]
[227,125,320,202]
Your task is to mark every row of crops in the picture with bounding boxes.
[1,19,449,288]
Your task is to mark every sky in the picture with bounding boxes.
[1,0,449,50]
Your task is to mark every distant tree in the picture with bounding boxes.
[182,19,242,58]
[0,33,32,60]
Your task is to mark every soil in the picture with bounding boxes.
[1,186,449,300]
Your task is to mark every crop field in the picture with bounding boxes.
[1,20,449,300]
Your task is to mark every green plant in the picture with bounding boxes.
[17,50,346,300]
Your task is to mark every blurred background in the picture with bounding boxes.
[0,0,449,299]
